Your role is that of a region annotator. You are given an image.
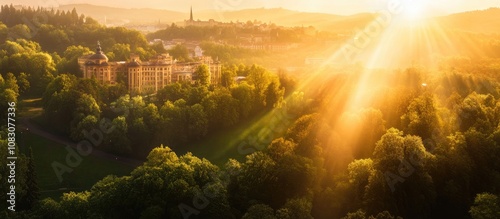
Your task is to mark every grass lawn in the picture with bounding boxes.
[18,131,135,201]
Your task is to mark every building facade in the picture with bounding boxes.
[80,42,126,85]
[80,42,221,94]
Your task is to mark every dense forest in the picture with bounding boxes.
[1,5,500,219]
[0,5,166,95]
[4,60,500,218]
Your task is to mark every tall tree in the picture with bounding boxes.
[17,72,30,94]
[168,44,191,62]
[202,89,240,129]
[265,79,284,109]
[231,82,255,119]
[110,43,131,61]
[194,64,210,87]
[19,147,39,210]
[57,45,92,76]
[401,93,441,141]
[221,66,236,88]
[469,193,500,219]
[247,65,273,111]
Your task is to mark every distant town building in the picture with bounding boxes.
[183,6,240,27]
[80,42,221,94]
[238,43,299,51]
[148,39,205,58]
[194,46,203,57]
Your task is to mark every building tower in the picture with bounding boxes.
[82,41,113,83]
[190,6,193,21]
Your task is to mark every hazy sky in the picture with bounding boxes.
[2,0,500,15]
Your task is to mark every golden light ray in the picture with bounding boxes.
[284,0,460,168]
[233,0,490,170]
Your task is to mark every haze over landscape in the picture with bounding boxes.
[6,0,500,15]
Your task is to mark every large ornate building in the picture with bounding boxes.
[79,42,221,94]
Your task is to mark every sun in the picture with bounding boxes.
[402,0,430,21]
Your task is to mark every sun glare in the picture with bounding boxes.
[403,0,430,21]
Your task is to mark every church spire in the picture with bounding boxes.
[190,6,193,21]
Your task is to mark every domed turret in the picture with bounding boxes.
[88,41,108,63]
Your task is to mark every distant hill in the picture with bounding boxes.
[434,7,500,33]
[57,4,184,25]
[196,8,375,32]
[55,4,500,34]
[56,4,373,32]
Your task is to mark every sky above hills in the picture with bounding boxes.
[3,0,500,15]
